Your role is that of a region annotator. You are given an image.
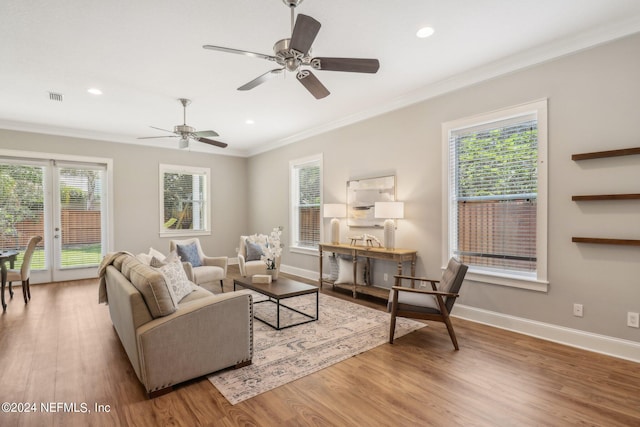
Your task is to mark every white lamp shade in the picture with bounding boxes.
[374,202,404,219]
[324,203,346,218]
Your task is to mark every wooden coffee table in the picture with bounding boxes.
[233,276,319,330]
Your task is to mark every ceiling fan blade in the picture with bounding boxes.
[195,137,228,148]
[238,68,284,91]
[311,57,380,73]
[203,44,278,62]
[290,14,321,56]
[193,130,219,138]
[137,135,177,140]
[149,126,176,134]
[297,69,330,99]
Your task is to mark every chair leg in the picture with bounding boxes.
[8,281,13,299]
[443,316,459,350]
[389,314,397,344]
[22,280,28,304]
[220,279,224,293]
[26,278,31,300]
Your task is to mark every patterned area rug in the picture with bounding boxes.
[208,292,425,404]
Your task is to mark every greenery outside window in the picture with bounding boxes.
[289,154,322,253]
[160,164,210,237]
[442,100,548,291]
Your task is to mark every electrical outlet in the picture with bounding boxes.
[573,303,583,317]
[627,312,640,328]
[383,273,388,282]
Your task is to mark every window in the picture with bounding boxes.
[443,100,548,291]
[160,164,210,237]
[290,154,322,252]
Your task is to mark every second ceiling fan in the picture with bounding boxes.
[203,0,380,99]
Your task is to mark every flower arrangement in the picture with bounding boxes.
[261,226,284,270]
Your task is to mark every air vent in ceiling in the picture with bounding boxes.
[48,92,64,102]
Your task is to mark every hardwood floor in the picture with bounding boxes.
[1,267,639,426]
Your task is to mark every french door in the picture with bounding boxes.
[0,152,112,283]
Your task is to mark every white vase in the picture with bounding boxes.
[267,268,278,280]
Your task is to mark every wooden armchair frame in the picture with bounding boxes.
[389,258,468,350]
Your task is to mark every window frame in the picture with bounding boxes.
[289,153,323,255]
[159,164,211,238]
[442,99,548,292]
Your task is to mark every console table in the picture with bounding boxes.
[318,243,417,299]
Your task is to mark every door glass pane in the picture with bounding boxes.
[59,167,102,268]
[0,163,45,270]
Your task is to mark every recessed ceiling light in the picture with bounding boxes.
[87,88,103,95]
[416,26,435,38]
[245,119,255,125]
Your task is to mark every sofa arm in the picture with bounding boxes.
[135,291,253,394]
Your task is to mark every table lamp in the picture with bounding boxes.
[323,203,346,244]
[374,201,404,249]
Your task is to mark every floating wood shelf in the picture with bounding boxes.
[572,237,640,246]
[572,194,640,201]
[572,147,640,161]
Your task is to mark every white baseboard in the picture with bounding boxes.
[453,304,640,363]
[279,264,318,282]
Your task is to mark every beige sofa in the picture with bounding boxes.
[102,252,253,397]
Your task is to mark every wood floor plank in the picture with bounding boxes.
[0,267,638,427]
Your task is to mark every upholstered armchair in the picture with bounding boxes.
[237,234,281,277]
[169,238,227,293]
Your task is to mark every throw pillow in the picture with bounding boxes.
[334,256,366,285]
[245,239,264,261]
[176,242,202,267]
[154,258,195,303]
[148,247,166,261]
[328,254,339,281]
[127,258,178,317]
[136,253,153,265]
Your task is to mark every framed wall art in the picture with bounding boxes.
[346,175,396,228]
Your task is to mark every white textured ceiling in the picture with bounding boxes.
[1,0,640,157]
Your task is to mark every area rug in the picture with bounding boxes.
[208,292,425,404]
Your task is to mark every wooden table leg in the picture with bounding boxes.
[1,261,7,312]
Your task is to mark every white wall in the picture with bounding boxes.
[248,32,640,345]
[0,130,248,259]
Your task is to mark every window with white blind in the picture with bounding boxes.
[290,154,322,252]
[443,100,548,291]
[160,164,210,237]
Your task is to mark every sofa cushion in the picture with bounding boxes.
[152,257,195,303]
[176,242,202,267]
[126,258,178,318]
[245,239,264,261]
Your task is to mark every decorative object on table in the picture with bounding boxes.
[261,226,284,280]
[252,274,272,284]
[348,234,382,247]
[347,175,396,228]
[374,201,404,249]
[323,203,346,244]
[208,292,424,405]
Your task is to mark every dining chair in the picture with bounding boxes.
[388,257,468,350]
[7,235,43,304]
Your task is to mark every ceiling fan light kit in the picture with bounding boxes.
[203,0,380,99]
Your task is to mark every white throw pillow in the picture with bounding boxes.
[136,252,153,265]
[334,257,365,285]
[148,247,166,260]
[153,258,195,303]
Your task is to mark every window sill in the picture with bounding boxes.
[290,246,319,257]
[159,230,211,239]
[462,268,549,292]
